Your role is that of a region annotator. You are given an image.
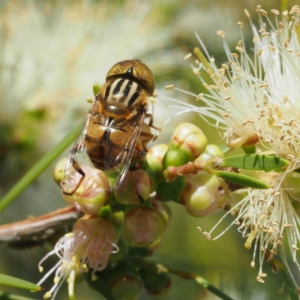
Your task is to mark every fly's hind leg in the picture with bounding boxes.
[130,141,149,170]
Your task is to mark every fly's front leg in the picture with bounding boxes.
[145,113,161,132]
[62,145,86,196]
[63,158,86,196]
[144,113,161,142]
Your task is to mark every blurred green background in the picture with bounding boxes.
[0,0,298,299]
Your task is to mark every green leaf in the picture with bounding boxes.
[0,274,41,291]
[241,145,256,154]
[0,123,81,213]
[214,171,269,189]
[0,291,37,300]
[223,154,289,171]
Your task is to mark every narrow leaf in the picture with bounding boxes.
[214,171,269,189]
[242,145,256,154]
[0,123,81,212]
[0,291,37,300]
[223,154,289,171]
[0,274,41,291]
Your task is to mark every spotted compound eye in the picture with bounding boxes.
[106,59,155,95]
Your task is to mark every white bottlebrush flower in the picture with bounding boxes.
[37,216,119,299]
[169,5,300,286]
[0,0,169,146]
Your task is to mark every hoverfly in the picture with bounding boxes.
[63,59,156,195]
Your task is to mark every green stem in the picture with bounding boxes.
[0,124,81,213]
[131,257,234,300]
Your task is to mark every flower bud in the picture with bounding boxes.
[156,176,186,203]
[129,239,161,257]
[53,157,68,185]
[163,123,207,168]
[111,211,125,231]
[229,189,248,217]
[283,171,300,200]
[114,170,153,204]
[144,144,168,173]
[123,207,165,247]
[196,144,224,161]
[111,274,142,300]
[62,165,111,215]
[151,198,171,231]
[109,261,142,300]
[227,132,259,148]
[139,268,172,299]
[109,238,129,263]
[180,171,228,217]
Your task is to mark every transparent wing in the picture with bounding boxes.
[64,100,148,191]
[64,101,97,177]
[108,111,147,190]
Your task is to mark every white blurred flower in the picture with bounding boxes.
[37,216,118,299]
[170,5,300,286]
[0,0,169,146]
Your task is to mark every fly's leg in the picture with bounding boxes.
[145,113,161,134]
[141,114,161,143]
[62,157,85,196]
[130,142,149,170]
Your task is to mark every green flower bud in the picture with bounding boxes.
[139,268,172,299]
[109,261,142,300]
[144,144,168,173]
[114,170,153,204]
[111,211,125,231]
[156,176,186,202]
[284,171,300,200]
[163,123,207,168]
[292,200,300,216]
[181,171,228,217]
[123,207,165,247]
[53,157,68,185]
[62,165,111,215]
[86,270,115,300]
[196,144,224,161]
[229,188,248,217]
[152,198,171,231]
[111,274,142,300]
[109,238,129,263]
[129,239,161,257]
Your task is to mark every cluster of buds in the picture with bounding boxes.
[39,122,228,299]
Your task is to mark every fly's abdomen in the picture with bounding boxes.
[86,127,129,171]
